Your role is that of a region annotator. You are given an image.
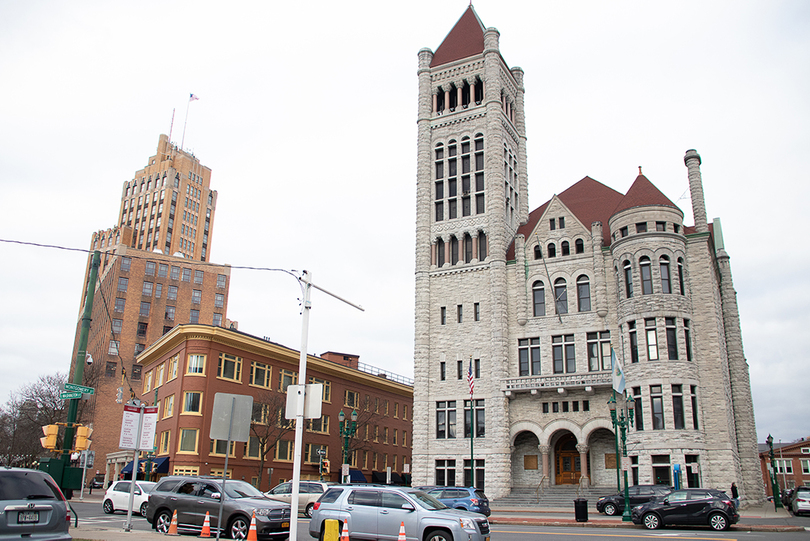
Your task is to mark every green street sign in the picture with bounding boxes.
[64,383,94,395]
[61,391,82,400]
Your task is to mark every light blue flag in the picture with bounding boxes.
[611,348,626,394]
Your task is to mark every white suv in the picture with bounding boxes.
[308,485,490,541]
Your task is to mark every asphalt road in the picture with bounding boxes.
[489,524,809,541]
[69,499,154,533]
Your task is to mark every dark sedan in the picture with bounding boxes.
[595,484,671,515]
[631,488,738,531]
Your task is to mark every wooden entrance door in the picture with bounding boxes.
[555,433,581,484]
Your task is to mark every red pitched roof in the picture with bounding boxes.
[430,6,486,68]
[507,177,624,259]
[612,174,678,215]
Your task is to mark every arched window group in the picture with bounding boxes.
[534,238,585,260]
[532,275,591,316]
[434,135,485,223]
[433,77,483,114]
[622,255,686,298]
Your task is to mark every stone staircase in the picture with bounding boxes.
[491,485,608,509]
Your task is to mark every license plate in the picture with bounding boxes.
[282,522,289,528]
[18,511,39,523]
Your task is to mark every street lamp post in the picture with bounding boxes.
[766,434,783,510]
[338,410,357,483]
[608,393,635,522]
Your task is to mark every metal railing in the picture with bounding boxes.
[356,362,414,386]
[535,475,548,503]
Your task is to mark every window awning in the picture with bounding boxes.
[120,456,169,474]
[349,469,367,483]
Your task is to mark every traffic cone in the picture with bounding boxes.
[166,509,179,536]
[246,511,258,541]
[341,521,349,541]
[199,511,211,537]
[397,521,406,541]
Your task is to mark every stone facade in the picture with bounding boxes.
[412,7,764,504]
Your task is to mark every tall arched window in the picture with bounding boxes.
[623,260,634,298]
[464,233,473,263]
[640,256,653,295]
[561,241,570,256]
[554,278,568,314]
[660,256,671,294]
[534,245,542,260]
[547,243,557,258]
[478,231,487,260]
[436,238,445,267]
[450,236,459,265]
[575,239,584,254]
[532,281,545,316]
[677,258,685,295]
[577,275,591,312]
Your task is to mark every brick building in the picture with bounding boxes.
[121,324,412,491]
[67,135,231,486]
[758,438,810,497]
[412,6,763,503]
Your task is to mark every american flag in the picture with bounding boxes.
[189,93,199,101]
[467,359,474,397]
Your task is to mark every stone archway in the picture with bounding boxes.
[511,431,543,488]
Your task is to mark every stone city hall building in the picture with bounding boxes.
[411,6,762,502]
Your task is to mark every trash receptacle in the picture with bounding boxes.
[574,498,588,522]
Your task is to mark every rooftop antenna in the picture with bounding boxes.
[168,108,175,143]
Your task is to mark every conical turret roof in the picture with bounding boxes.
[612,173,678,215]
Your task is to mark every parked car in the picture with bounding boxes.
[103,480,156,516]
[309,484,490,541]
[790,486,810,516]
[0,467,72,540]
[415,486,491,516]
[87,478,104,489]
[146,475,291,540]
[596,484,671,515]
[265,481,330,517]
[631,488,738,531]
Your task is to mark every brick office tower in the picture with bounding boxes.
[412,7,763,504]
[68,135,232,486]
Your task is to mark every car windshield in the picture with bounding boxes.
[409,491,448,510]
[222,480,266,499]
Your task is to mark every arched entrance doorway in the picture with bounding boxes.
[555,433,580,484]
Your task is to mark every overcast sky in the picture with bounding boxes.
[1,1,807,445]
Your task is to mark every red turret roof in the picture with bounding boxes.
[431,6,486,67]
[612,174,678,215]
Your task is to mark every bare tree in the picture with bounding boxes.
[250,390,294,490]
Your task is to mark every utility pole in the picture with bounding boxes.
[40,251,100,498]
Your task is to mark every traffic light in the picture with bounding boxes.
[322,459,330,474]
[75,426,93,451]
[40,425,58,450]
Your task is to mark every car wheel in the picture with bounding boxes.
[229,515,250,540]
[103,499,115,514]
[155,510,173,533]
[642,512,661,530]
[603,503,617,516]
[140,502,148,517]
[305,503,315,518]
[708,512,728,531]
[425,528,453,541]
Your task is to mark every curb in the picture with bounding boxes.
[489,516,805,532]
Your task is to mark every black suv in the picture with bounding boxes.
[631,488,738,530]
[596,484,671,515]
[146,475,291,540]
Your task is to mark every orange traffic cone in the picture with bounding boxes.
[341,521,349,541]
[166,509,179,536]
[199,511,211,537]
[397,521,406,541]
[246,511,258,541]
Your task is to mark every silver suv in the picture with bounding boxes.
[308,485,490,541]
[0,467,72,540]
